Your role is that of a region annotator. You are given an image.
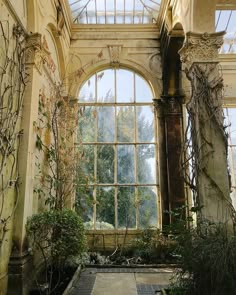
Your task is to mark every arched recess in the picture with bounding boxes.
[69,60,162,101]
[76,67,159,230]
[46,23,66,79]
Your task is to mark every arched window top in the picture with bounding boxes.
[78,68,153,103]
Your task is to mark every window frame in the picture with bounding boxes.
[76,68,160,230]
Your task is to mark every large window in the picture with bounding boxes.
[216,10,236,53]
[76,68,158,230]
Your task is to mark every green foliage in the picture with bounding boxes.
[26,209,86,268]
[132,227,176,263]
[170,222,236,295]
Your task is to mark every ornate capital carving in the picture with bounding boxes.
[178,32,224,70]
[25,34,55,74]
[25,33,44,73]
[153,96,183,117]
[107,45,122,67]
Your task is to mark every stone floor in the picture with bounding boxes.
[66,267,175,295]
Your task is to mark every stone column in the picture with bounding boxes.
[179,32,232,223]
[154,96,185,227]
[8,33,44,295]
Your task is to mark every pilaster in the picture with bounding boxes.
[179,32,232,223]
[154,96,185,227]
[8,33,44,295]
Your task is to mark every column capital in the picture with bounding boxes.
[178,31,225,70]
[25,33,50,74]
[153,95,184,117]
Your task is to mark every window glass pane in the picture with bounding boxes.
[137,144,156,184]
[116,0,124,23]
[98,106,115,142]
[118,186,136,228]
[78,106,95,142]
[118,145,135,183]
[76,186,94,224]
[138,186,157,228]
[137,106,155,142]
[97,145,115,184]
[87,0,96,24]
[226,108,236,145]
[135,74,153,102]
[97,70,115,102]
[96,186,115,229]
[229,147,236,179]
[77,145,94,184]
[117,106,135,142]
[106,0,115,11]
[78,75,95,102]
[230,188,236,209]
[117,69,134,102]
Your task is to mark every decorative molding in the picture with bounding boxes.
[42,36,57,73]
[107,45,123,67]
[149,52,162,78]
[153,96,183,117]
[25,33,43,73]
[179,31,225,70]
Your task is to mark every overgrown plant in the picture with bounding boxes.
[27,83,88,293]
[170,221,236,295]
[26,209,86,293]
[34,85,82,210]
[132,226,176,263]
[0,21,27,250]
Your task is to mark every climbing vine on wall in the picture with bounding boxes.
[0,21,27,249]
[34,85,84,210]
[34,48,105,210]
[182,63,236,227]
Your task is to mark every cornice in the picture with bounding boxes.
[71,24,160,40]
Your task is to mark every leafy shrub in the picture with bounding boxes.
[132,227,176,263]
[26,209,86,268]
[170,222,236,295]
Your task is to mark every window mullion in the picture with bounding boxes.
[94,72,98,229]
[114,69,118,229]
[134,73,138,229]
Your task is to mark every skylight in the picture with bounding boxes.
[68,0,161,24]
[216,10,236,53]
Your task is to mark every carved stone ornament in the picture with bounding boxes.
[107,45,122,67]
[153,96,183,117]
[25,33,46,73]
[178,31,224,70]
[25,34,55,74]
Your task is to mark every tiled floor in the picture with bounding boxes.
[66,267,175,295]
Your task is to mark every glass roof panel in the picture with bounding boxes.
[68,0,161,24]
[216,10,236,54]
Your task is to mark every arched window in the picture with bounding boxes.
[76,68,159,230]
